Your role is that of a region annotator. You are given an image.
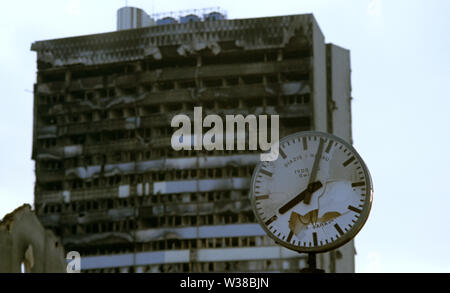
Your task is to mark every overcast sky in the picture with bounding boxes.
[1,0,449,273]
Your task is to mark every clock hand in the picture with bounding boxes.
[304,138,325,204]
[278,181,322,215]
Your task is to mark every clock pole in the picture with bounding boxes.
[299,252,325,273]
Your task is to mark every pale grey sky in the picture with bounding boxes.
[1,0,449,272]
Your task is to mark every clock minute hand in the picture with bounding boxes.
[278,181,323,215]
[304,138,325,204]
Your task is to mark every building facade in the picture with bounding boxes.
[31,10,354,272]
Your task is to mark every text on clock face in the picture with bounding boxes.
[294,168,309,178]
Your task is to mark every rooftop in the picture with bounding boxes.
[31,14,320,68]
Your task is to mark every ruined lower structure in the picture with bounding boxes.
[0,205,66,273]
[31,12,354,272]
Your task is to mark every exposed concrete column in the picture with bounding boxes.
[65,71,72,87]
[137,85,145,94]
[277,49,283,62]
[116,88,124,97]
[135,61,143,72]
[238,99,244,109]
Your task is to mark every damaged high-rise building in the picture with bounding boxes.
[30,7,354,273]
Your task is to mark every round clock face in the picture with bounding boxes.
[250,131,373,253]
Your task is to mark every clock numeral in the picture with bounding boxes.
[255,195,269,201]
[342,156,355,167]
[302,137,308,150]
[260,169,272,177]
[334,224,345,236]
[325,140,333,154]
[351,181,365,188]
[312,232,318,247]
[348,205,362,214]
[279,147,287,159]
[286,231,294,243]
[265,215,278,226]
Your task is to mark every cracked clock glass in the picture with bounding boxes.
[250,131,373,253]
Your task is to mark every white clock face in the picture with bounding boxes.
[250,131,373,253]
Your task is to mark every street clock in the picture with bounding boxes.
[250,131,373,253]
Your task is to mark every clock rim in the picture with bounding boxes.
[250,131,373,253]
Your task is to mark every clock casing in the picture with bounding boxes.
[250,131,373,253]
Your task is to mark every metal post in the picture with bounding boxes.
[300,252,325,273]
[308,252,316,269]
